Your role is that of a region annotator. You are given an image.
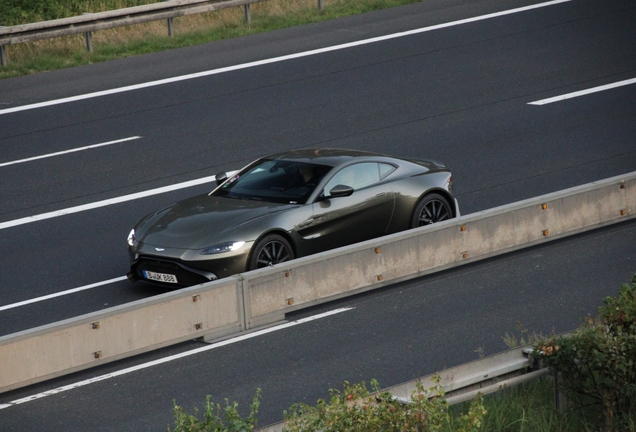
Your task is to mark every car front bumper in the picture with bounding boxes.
[128,257,220,287]
[128,242,253,287]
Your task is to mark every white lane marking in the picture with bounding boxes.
[528,78,636,105]
[0,0,570,116]
[0,170,239,230]
[0,276,127,312]
[0,307,353,409]
[0,136,141,168]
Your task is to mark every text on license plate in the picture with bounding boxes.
[143,270,178,284]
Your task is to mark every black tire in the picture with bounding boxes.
[248,234,295,270]
[410,193,452,228]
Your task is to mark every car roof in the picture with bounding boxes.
[263,148,388,167]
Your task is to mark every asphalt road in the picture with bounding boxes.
[0,0,635,429]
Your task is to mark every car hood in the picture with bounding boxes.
[136,194,291,250]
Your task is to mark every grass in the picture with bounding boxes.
[464,377,583,432]
[0,0,422,79]
[448,375,636,432]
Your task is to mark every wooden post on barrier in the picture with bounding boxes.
[244,4,251,24]
[318,0,323,10]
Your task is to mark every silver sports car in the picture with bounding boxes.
[127,148,458,286]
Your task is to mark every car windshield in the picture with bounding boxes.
[213,159,331,204]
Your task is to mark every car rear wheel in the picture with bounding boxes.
[411,193,452,228]
[249,234,295,270]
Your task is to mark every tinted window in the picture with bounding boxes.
[379,163,396,179]
[323,163,380,196]
[214,159,331,204]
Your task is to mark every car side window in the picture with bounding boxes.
[323,163,381,196]
[379,163,396,179]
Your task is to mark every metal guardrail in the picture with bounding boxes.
[255,344,550,431]
[0,171,634,393]
[0,0,323,66]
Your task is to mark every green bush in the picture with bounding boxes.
[170,389,261,432]
[534,274,636,432]
[282,377,486,432]
[170,378,486,432]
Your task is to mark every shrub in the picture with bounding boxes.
[170,389,261,432]
[282,377,486,432]
[534,274,636,432]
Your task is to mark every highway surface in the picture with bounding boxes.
[0,0,635,429]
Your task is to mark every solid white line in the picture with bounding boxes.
[0,136,141,168]
[0,307,353,409]
[0,170,239,230]
[0,175,216,230]
[0,0,571,116]
[0,276,127,312]
[528,78,636,105]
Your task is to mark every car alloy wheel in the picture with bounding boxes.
[411,193,452,227]
[249,234,294,270]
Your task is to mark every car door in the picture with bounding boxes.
[296,162,395,252]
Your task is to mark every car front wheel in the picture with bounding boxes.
[248,234,295,270]
[411,193,452,228]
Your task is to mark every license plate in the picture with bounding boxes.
[143,270,178,284]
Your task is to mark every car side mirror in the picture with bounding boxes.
[328,184,354,197]
[215,172,228,186]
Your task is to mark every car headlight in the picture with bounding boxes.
[200,241,245,255]
[127,229,136,247]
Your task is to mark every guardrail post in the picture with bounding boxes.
[82,13,94,53]
[244,4,251,24]
[167,17,174,37]
[85,31,93,53]
[554,372,568,412]
[318,0,323,10]
[0,26,6,67]
[162,0,174,37]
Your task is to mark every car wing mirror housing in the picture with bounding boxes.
[215,172,228,186]
[328,184,354,197]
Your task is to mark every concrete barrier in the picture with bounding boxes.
[0,277,244,393]
[0,172,634,393]
[242,172,635,328]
